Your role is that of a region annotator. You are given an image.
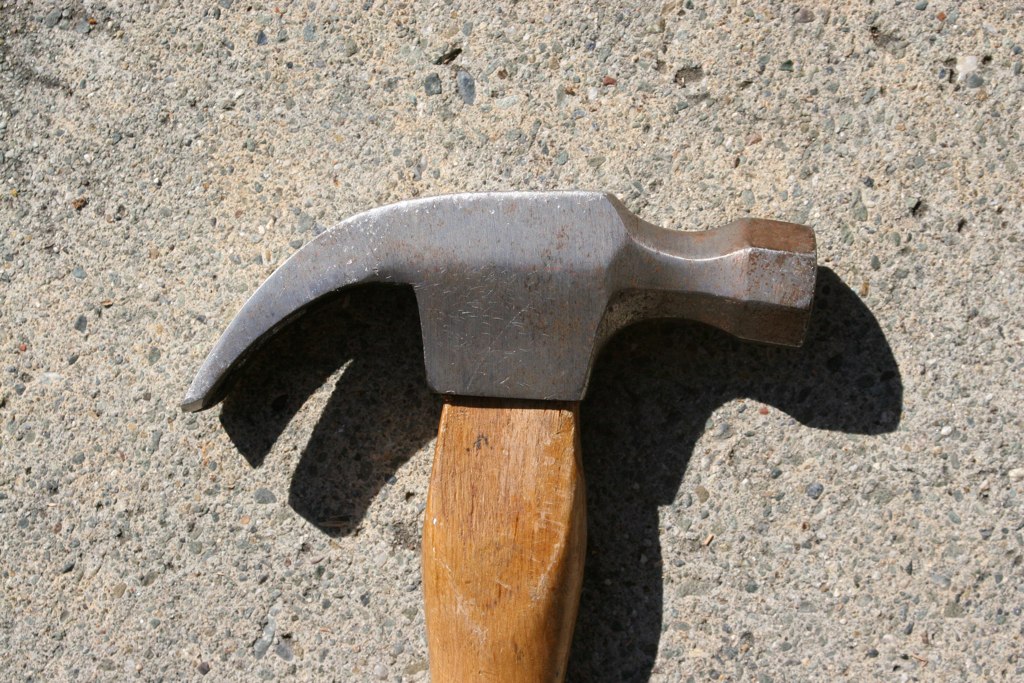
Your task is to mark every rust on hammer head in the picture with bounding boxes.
[182,192,816,411]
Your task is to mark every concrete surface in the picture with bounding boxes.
[1,1,1022,680]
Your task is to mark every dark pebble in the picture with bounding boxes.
[456,70,476,105]
[966,73,984,88]
[60,560,76,574]
[806,482,824,499]
[74,315,88,333]
[770,467,782,479]
[866,648,879,658]
[198,662,211,675]
[254,488,277,504]
[256,31,268,46]
[72,266,86,279]
[43,8,62,27]
[424,73,442,96]
[275,641,294,661]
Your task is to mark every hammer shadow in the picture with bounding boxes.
[216,268,901,681]
[566,267,903,682]
[220,285,440,536]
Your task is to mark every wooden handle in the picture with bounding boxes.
[422,398,586,683]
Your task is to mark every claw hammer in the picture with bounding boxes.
[183,192,816,681]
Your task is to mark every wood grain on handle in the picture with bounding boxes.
[422,398,586,683]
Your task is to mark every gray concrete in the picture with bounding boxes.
[1,1,1021,681]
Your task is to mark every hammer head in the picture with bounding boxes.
[183,192,815,410]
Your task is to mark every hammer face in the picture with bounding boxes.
[182,192,816,410]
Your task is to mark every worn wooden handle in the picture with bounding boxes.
[422,398,586,683]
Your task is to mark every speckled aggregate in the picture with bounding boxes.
[1,1,1021,681]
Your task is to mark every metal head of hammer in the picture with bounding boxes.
[183,191,816,682]
[183,192,815,410]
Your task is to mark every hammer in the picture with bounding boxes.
[183,192,816,682]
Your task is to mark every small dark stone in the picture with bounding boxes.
[965,73,984,88]
[456,70,476,105]
[744,580,758,593]
[770,467,782,479]
[198,662,211,675]
[866,648,879,658]
[254,488,277,504]
[794,8,814,23]
[275,640,294,661]
[903,622,914,635]
[870,255,881,270]
[43,8,62,28]
[60,560,76,574]
[424,73,442,96]
[72,266,86,279]
[256,31,268,46]
[806,482,824,500]
[74,315,88,333]
[779,60,794,72]
[914,0,928,9]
